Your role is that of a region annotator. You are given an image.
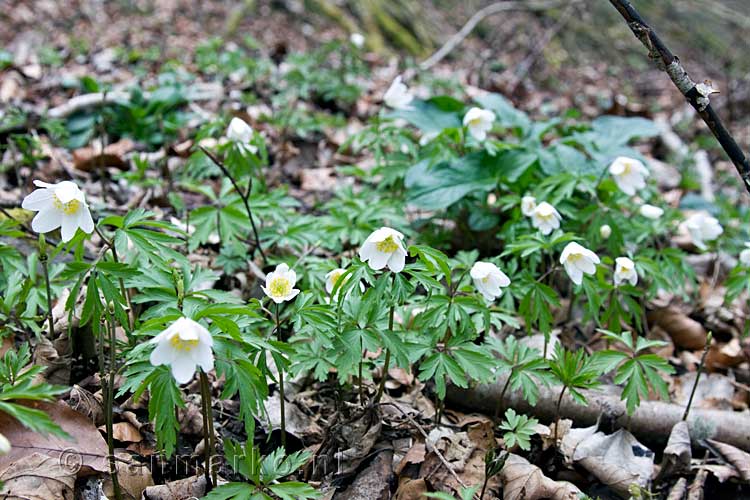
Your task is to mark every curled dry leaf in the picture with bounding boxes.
[667,477,687,500]
[559,423,598,466]
[573,429,654,497]
[707,439,750,482]
[648,306,707,350]
[103,451,154,500]
[499,454,581,500]
[142,475,207,500]
[69,384,104,426]
[72,138,134,172]
[659,421,691,479]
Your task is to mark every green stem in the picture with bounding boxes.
[274,303,287,449]
[553,386,566,447]
[39,244,55,340]
[358,336,365,405]
[199,370,217,489]
[104,311,123,500]
[683,333,712,421]
[494,373,513,419]
[374,302,395,404]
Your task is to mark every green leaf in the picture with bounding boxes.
[387,96,463,133]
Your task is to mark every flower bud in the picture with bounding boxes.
[600,224,612,239]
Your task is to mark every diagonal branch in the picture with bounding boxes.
[199,146,267,265]
[609,0,750,195]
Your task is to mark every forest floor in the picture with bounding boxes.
[1,1,750,500]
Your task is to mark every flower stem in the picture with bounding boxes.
[358,336,364,405]
[38,236,55,339]
[683,332,712,421]
[199,146,267,265]
[374,302,395,404]
[94,225,134,331]
[494,373,513,419]
[274,302,287,449]
[553,386,567,447]
[104,311,123,500]
[199,370,217,489]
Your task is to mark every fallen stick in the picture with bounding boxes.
[446,375,750,451]
[47,82,224,119]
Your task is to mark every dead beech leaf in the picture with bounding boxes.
[707,439,750,482]
[103,451,154,500]
[0,453,75,500]
[98,422,142,443]
[559,423,598,465]
[73,138,134,172]
[648,306,707,350]
[393,478,428,500]
[660,421,691,478]
[142,475,207,500]
[69,385,104,426]
[667,477,687,500]
[499,454,581,500]
[573,429,654,496]
[0,401,109,475]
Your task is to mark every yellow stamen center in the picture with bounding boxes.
[53,195,80,215]
[375,236,399,253]
[482,276,490,283]
[269,276,291,297]
[170,334,199,352]
[330,271,344,287]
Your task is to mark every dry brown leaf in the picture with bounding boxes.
[0,335,13,357]
[0,453,75,500]
[263,394,324,444]
[660,421,691,478]
[393,478,429,500]
[69,384,104,426]
[333,450,392,500]
[103,451,154,500]
[0,401,109,475]
[573,429,654,496]
[142,475,207,500]
[499,454,581,500]
[98,422,142,443]
[395,442,426,476]
[706,339,746,370]
[695,464,740,483]
[648,306,707,350]
[72,138,134,172]
[707,439,750,482]
[667,477,687,500]
[33,336,71,385]
[559,423,598,465]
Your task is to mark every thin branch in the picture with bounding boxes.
[199,146,267,265]
[419,0,572,71]
[609,0,750,195]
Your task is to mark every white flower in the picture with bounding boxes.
[226,117,258,154]
[739,243,750,266]
[613,257,638,286]
[639,204,664,220]
[383,76,414,110]
[600,224,612,239]
[150,317,214,384]
[350,33,365,48]
[325,267,364,300]
[470,262,511,301]
[684,212,723,250]
[359,227,407,273]
[531,202,562,235]
[21,180,95,242]
[609,156,649,196]
[521,195,537,217]
[0,432,9,456]
[262,263,301,304]
[560,242,600,285]
[463,107,496,142]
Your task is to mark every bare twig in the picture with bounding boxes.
[683,332,712,421]
[380,398,472,495]
[199,146,267,265]
[419,0,572,71]
[609,0,750,195]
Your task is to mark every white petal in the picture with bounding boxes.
[387,251,406,273]
[566,265,583,285]
[171,355,197,384]
[284,289,301,302]
[358,242,376,262]
[78,207,95,234]
[60,215,79,242]
[192,343,214,372]
[31,208,62,233]
[367,250,390,270]
[54,181,82,203]
[150,342,177,366]
[21,189,54,211]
